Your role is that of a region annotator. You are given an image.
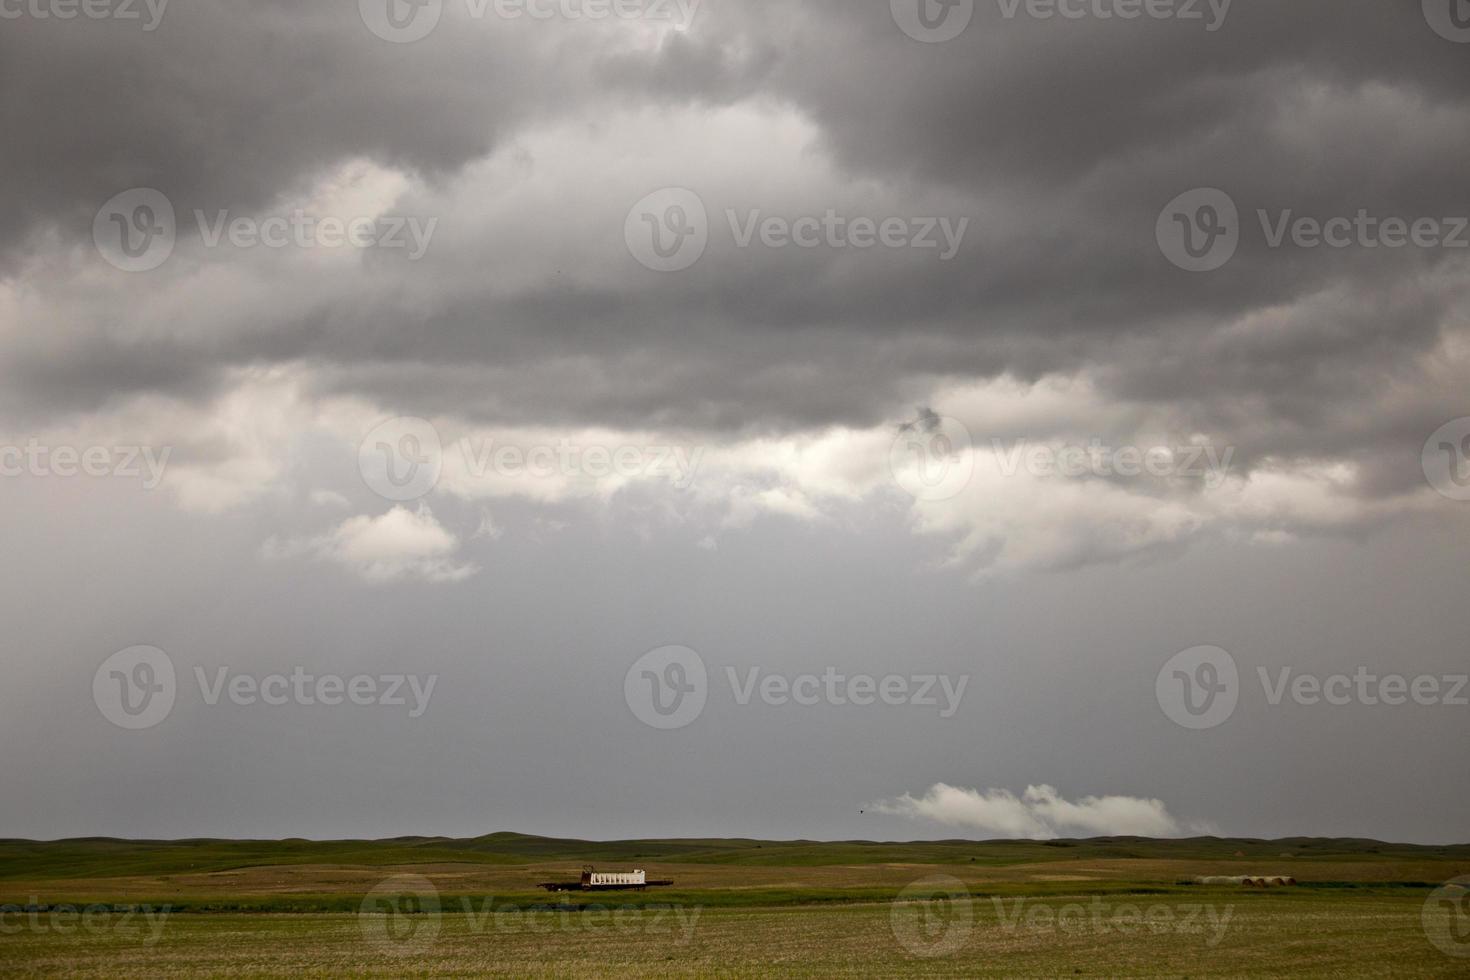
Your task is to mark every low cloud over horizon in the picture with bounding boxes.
[869,784,1203,840]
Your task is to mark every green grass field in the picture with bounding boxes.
[2,834,1467,976]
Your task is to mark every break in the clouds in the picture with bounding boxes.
[870,784,1192,840]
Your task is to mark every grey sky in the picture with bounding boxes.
[1,0,1467,844]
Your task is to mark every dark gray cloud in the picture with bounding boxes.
[0,0,612,264]
[7,1,1467,498]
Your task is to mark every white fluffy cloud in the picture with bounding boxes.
[264,505,478,584]
[19,363,1445,584]
[869,783,1188,839]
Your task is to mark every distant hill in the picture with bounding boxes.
[2,833,1467,880]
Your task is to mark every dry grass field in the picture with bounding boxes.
[2,835,1467,976]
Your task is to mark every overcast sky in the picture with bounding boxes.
[1,0,1467,846]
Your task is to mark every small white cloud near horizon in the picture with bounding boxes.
[263,505,478,584]
[869,783,1204,839]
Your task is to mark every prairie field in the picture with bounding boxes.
[1,834,1467,977]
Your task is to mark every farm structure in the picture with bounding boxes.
[538,866,675,892]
